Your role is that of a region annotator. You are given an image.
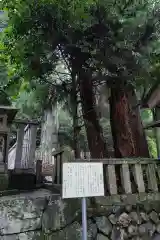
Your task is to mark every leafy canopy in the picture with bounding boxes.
[1,0,160,110]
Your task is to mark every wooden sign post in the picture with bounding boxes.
[62,162,104,240]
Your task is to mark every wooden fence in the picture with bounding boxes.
[36,155,160,195]
[36,149,64,185]
[8,121,39,170]
[97,158,160,195]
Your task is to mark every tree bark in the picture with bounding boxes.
[40,103,59,164]
[128,86,150,157]
[79,70,108,158]
[110,86,149,158]
[71,64,81,159]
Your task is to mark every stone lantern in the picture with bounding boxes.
[0,106,18,190]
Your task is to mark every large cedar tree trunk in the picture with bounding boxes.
[79,71,108,158]
[110,86,149,158]
[128,86,149,157]
[71,64,81,158]
[40,103,59,164]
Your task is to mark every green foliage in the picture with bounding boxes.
[141,109,158,158]
[0,90,11,105]
[58,107,87,149]
[0,0,160,155]
[147,135,157,158]
[1,0,160,96]
[141,109,153,124]
[13,82,49,119]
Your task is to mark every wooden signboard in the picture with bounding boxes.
[62,162,104,199]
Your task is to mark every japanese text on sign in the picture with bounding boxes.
[62,162,104,199]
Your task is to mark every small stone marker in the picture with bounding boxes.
[62,162,104,199]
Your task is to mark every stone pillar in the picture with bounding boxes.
[15,124,25,169]
[28,124,38,168]
[0,135,5,172]
[0,115,9,190]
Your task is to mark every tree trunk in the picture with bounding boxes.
[40,103,59,164]
[110,86,149,158]
[70,61,81,159]
[79,71,108,158]
[128,86,150,157]
[73,118,81,158]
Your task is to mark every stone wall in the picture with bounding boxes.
[0,189,49,240]
[1,190,160,239]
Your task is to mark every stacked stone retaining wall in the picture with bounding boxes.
[1,190,160,239]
